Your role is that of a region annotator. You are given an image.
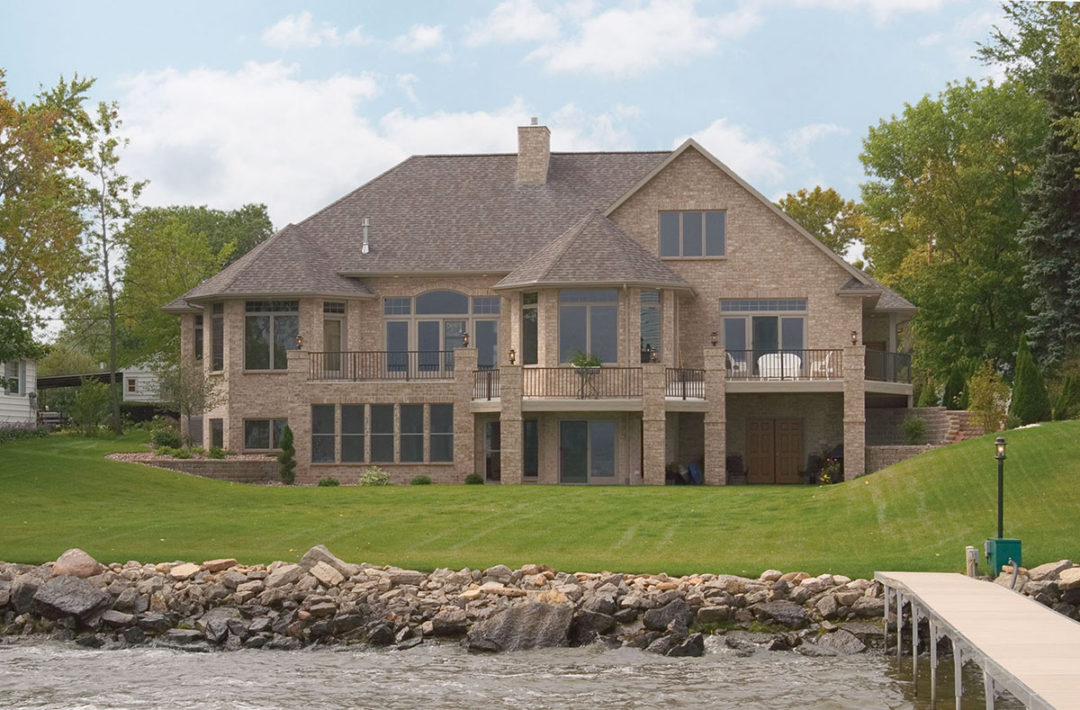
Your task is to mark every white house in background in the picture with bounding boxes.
[121,363,163,404]
[1,359,37,425]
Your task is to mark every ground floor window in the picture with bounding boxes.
[244,418,287,451]
[210,418,223,449]
[188,415,203,448]
[560,419,615,483]
[524,419,538,478]
[309,404,453,464]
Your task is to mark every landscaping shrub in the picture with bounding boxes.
[942,368,967,410]
[360,466,390,486]
[464,473,484,485]
[410,475,432,485]
[70,379,111,437]
[967,362,1009,433]
[916,382,938,407]
[154,446,190,458]
[902,414,926,444]
[1053,374,1080,420]
[151,427,183,449]
[1009,334,1051,425]
[278,425,296,485]
[0,424,48,444]
[317,477,340,487]
[207,446,226,460]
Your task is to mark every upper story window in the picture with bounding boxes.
[194,315,204,361]
[245,300,299,370]
[559,289,618,364]
[640,290,661,363]
[211,303,224,371]
[660,210,725,258]
[721,298,806,360]
[384,291,499,369]
[522,292,538,365]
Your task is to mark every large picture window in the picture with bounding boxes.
[659,210,725,257]
[559,289,617,363]
[245,301,298,370]
[384,290,498,371]
[721,299,806,374]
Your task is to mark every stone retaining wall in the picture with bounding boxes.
[150,459,278,484]
[866,445,937,474]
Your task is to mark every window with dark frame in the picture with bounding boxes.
[523,419,539,478]
[244,418,287,450]
[429,404,454,462]
[245,300,299,370]
[210,418,223,449]
[640,290,661,363]
[522,292,538,365]
[400,404,424,462]
[370,404,395,462]
[211,303,224,371]
[311,405,335,463]
[194,315,204,360]
[341,405,365,462]
[659,210,725,257]
[558,289,618,363]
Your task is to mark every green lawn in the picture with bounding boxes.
[2,423,1078,579]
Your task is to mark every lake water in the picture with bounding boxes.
[0,638,1022,709]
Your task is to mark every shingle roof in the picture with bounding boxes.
[495,211,689,290]
[841,276,916,313]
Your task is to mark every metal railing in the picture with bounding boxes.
[473,369,500,400]
[725,349,842,381]
[666,368,705,399]
[523,367,642,399]
[865,350,912,383]
[309,351,455,381]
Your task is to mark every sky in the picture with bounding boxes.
[2,0,1010,232]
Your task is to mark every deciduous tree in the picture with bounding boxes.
[776,186,866,258]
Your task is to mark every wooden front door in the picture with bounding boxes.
[747,419,803,484]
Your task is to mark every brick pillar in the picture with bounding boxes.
[703,347,727,485]
[642,363,666,485]
[286,349,310,482]
[499,364,523,484]
[453,347,478,481]
[842,345,867,479]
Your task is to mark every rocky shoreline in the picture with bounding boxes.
[2,547,1076,658]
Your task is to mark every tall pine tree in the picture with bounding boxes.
[1010,334,1052,425]
[1018,17,1080,365]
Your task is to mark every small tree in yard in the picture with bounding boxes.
[1009,334,1052,425]
[70,378,111,436]
[157,362,223,446]
[278,425,296,485]
[967,362,1010,433]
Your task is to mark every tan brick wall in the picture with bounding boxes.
[725,392,844,470]
[516,125,550,185]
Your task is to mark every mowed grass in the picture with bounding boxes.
[2,423,1078,579]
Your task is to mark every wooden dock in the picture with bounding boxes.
[876,571,1080,709]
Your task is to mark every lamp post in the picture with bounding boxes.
[995,436,1007,539]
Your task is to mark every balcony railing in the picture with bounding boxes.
[309,351,455,381]
[865,350,912,383]
[666,368,705,399]
[523,367,642,399]
[473,369,500,400]
[726,349,842,381]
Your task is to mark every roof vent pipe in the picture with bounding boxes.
[530,116,538,126]
[361,216,370,254]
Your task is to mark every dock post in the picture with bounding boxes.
[929,619,938,708]
[912,603,919,692]
[897,592,903,659]
[983,670,994,709]
[954,643,963,710]
[884,585,890,649]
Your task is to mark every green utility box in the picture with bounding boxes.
[985,538,1022,577]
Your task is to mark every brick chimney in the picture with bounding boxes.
[516,119,550,186]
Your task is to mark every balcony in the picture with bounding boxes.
[725,349,842,381]
[865,350,912,383]
[309,351,455,381]
[666,368,705,399]
[473,369,500,400]
[523,367,642,399]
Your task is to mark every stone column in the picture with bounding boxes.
[286,349,310,482]
[842,345,867,479]
[499,364,524,484]
[642,363,666,485]
[703,346,727,485]
[453,348,478,481]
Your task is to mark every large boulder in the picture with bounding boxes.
[643,599,693,632]
[814,629,866,655]
[299,545,358,578]
[1027,560,1072,582]
[33,575,112,624]
[52,549,104,578]
[754,600,810,629]
[1059,568,1080,591]
[197,607,242,644]
[265,564,302,589]
[428,607,468,637]
[467,602,573,652]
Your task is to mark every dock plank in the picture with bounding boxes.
[877,571,1080,709]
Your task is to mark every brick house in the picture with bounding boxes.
[164,124,914,485]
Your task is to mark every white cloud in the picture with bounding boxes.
[396,73,420,104]
[788,0,944,26]
[115,64,639,227]
[678,119,786,185]
[261,11,369,49]
[785,123,846,155]
[528,0,762,78]
[465,0,562,46]
[393,24,444,53]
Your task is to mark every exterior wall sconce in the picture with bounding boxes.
[651,349,658,363]
[850,330,857,346]
[509,348,516,365]
[710,331,718,347]
[462,332,469,347]
[296,334,304,350]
